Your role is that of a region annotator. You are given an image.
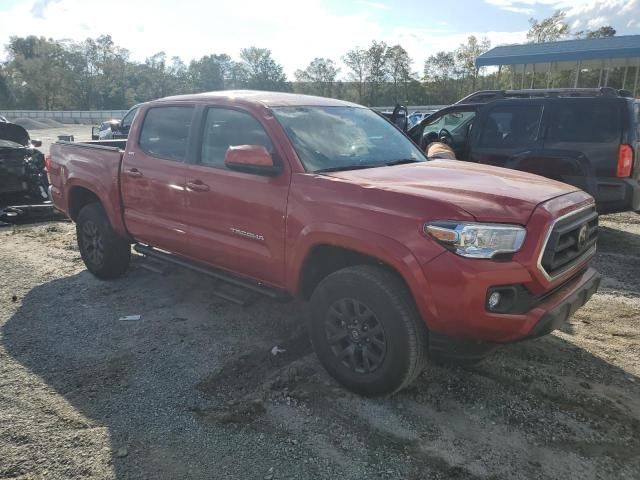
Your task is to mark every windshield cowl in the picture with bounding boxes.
[314,158,424,174]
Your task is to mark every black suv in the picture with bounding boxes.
[408,88,640,214]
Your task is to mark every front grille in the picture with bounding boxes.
[540,205,598,279]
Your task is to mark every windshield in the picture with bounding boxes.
[0,140,25,149]
[121,106,139,129]
[272,106,426,172]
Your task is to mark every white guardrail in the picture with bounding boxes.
[0,110,128,121]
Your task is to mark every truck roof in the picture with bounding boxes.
[156,90,364,109]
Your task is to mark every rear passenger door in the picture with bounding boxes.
[180,106,290,287]
[121,104,194,254]
[470,100,547,174]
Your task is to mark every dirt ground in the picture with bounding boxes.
[29,125,93,154]
[0,212,639,480]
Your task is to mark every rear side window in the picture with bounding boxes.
[547,101,620,143]
[635,103,640,140]
[139,106,194,161]
[479,104,542,148]
[200,108,273,169]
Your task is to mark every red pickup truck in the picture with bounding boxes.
[48,91,601,395]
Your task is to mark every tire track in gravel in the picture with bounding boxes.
[2,217,640,479]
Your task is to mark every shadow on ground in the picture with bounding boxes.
[2,257,640,479]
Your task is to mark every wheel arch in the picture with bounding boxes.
[68,185,101,221]
[290,225,440,327]
[65,178,129,238]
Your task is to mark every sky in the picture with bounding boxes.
[0,0,639,78]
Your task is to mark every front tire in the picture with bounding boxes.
[309,265,427,396]
[76,203,131,280]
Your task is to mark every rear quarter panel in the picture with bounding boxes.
[49,142,127,236]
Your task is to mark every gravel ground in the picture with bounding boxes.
[30,125,93,155]
[0,213,639,480]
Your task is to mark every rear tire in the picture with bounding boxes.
[309,265,427,396]
[76,203,130,280]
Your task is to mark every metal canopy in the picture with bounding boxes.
[476,35,640,67]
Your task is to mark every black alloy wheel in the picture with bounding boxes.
[325,298,387,374]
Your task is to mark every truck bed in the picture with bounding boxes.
[48,140,128,236]
[73,139,128,150]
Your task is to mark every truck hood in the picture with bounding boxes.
[325,159,580,223]
[0,122,30,147]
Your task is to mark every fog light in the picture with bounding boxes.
[488,292,501,310]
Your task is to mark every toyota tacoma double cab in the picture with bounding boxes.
[48,91,601,396]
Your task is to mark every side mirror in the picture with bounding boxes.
[91,126,100,140]
[224,145,280,176]
[30,139,42,148]
[110,121,121,133]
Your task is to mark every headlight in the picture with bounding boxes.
[424,221,526,259]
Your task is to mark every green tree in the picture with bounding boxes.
[387,44,413,103]
[365,40,390,106]
[456,35,491,90]
[575,25,616,38]
[527,10,570,43]
[238,47,287,91]
[5,36,75,109]
[424,51,456,81]
[423,51,461,104]
[188,54,233,92]
[342,47,368,103]
[78,34,131,109]
[294,57,339,96]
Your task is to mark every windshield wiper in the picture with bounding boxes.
[314,159,423,173]
[314,164,379,173]
[384,158,423,166]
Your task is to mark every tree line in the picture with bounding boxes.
[0,34,441,109]
[0,11,622,111]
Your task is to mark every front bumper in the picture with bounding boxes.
[527,267,600,338]
[593,177,640,213]
[426,268,600,361]
[421,238,600,344]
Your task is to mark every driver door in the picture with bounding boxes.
[180,106,291,287]
[409,106,477,160]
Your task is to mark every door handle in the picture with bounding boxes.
[186,180,210,192]
[125,168,143,178]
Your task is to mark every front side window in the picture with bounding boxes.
[273,106,426,172]
[139,106,194,161]
[200,108,273,169]
[479,104,543,148]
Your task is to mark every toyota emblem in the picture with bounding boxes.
[577,224,588,249]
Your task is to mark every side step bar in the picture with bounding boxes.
[133,244,291,302]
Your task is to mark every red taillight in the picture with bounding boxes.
[617,144,633,178]
[44,154,51,172]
